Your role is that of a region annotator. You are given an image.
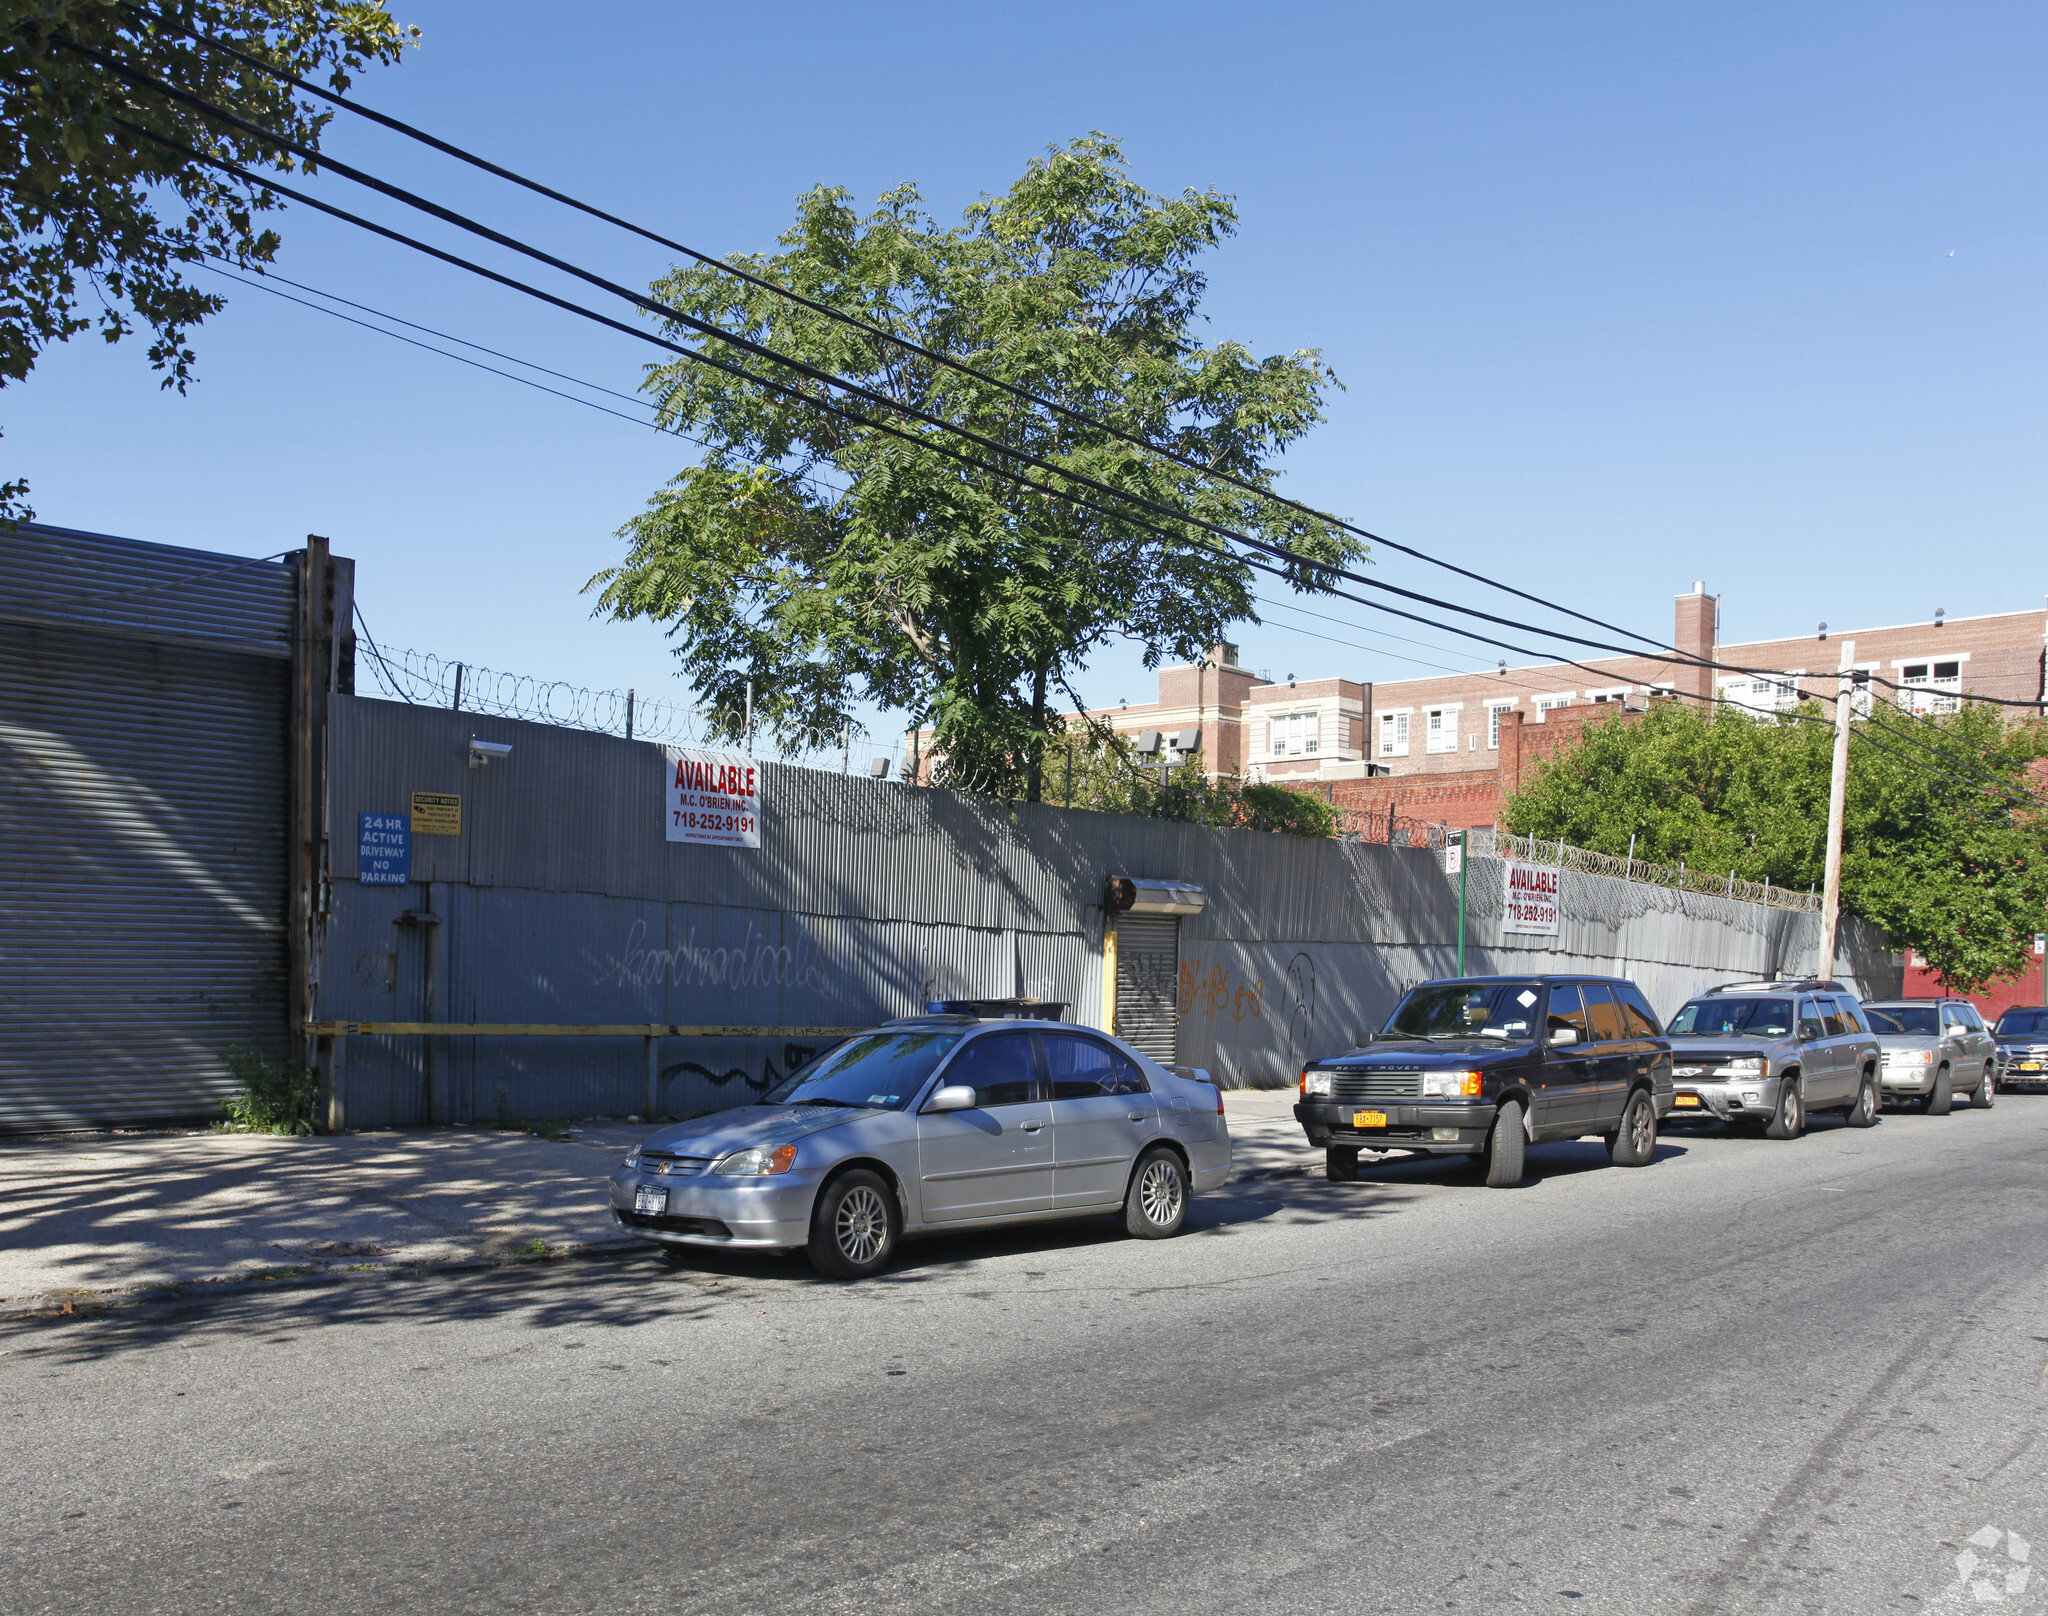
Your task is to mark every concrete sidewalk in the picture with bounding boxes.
[0,1090,1320,1314]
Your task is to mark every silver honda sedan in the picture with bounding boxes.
[609,1015,1233,1278]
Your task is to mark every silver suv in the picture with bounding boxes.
[1663,980,1881,1138]
[1864,998,1999,1113]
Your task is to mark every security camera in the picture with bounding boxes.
[468,738,514,769]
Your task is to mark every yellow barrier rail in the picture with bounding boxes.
[305,1022,867,1038]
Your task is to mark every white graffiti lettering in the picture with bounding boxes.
[593,917,829,995]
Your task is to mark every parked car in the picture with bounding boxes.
[1663,980,1881,1137]
[1864,997,2000,1112]
[1994,1006,2048,1092]
[1293,975,1674,1189]
[610,1015,1231,1278]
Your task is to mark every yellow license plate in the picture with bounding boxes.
[1352,1109,1387,1128]
[1673,1093,1702,1108]
[2015,1062,2042,1072]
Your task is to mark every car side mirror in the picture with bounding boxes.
[924,1084,977,1113]
[1549,1027,1579,1047]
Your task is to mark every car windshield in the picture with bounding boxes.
[1667,998,1794,1037]
[757,1030,962,1111]
[1867,1007,1940,1036]
[1381,982,1539,1042]
[1996,1008,2048,1037]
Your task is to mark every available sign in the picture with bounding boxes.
[665,748,761,849]
[1503,861,1561,935]
[358,813,410,885]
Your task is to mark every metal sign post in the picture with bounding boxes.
[1446,829,1468,974]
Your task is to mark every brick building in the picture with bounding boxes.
[1083,585,2048,830]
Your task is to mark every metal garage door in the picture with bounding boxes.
[1113,912,1181,1062]
[0,524,295,1131]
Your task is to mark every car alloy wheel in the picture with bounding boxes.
[835,1185,890,1265]
[807,1167,899,1280]
[1973,1065,1997,1110]
[1765,1080,1804,1140]
[1124,1146,1189,1239]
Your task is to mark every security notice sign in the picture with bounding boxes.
[665,748,761,848]
[1503,861,1561,935]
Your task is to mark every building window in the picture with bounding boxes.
[1850,667,1874,720]
[1534,693,1574,722]
[1377,710,1410,758]
[1485,700,1514,749]
[1723,674,1800,715]
[1425,706,1461,754]
[1268,710,1320,756]
[1588,687,1629,705]
[1899,660,1961,715]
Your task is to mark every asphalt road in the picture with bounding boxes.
[6,1097,2047,1616]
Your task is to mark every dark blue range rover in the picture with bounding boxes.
[1294,975,1676,1188]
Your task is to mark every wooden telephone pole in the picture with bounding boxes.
[1817,638,1855,981]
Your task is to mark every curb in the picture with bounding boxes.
[0,1233,648,1321]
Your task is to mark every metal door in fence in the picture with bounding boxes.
[1113,912,1180,1062]
[0,524,295,1131]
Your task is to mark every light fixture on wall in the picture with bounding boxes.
[1818,621,1828,640]
[1934,606,1945,628]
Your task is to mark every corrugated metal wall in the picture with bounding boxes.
[324,696,1899,1120]
[0,524,294,1131]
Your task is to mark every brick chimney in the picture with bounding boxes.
[1674,582,1716,704]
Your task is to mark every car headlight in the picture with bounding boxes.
[713,1143,798,1176]
[1714,1058,1766,1076]
[622,1149,640,1169]
[1888,1049,1934,1066]
[1301,1070,1333,1098]
[1421,1070,1483,1098]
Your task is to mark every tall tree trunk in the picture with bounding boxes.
[1025,659,1050,803]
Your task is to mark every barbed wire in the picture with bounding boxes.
[354,639,911,778]
[1467,827,1820,912]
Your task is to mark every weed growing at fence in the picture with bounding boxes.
[489,1086,568,1139]
[219,1046,319,1135]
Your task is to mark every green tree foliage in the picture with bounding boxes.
[1502,701,2048,990]
[1035,730,1337,837]
[588,137,1360,801]
[0,0,416,518]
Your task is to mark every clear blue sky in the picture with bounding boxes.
[15,1,2045,735]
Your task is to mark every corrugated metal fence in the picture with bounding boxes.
[322,696,1899,1122]
[0,524,296,1130]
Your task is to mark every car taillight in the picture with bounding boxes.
[1215,1084,1226,1116]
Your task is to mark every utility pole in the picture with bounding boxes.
[1817,638,1855,982]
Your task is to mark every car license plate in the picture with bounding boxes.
[2015,1061,2042,1073]
[1674,1093,1701,1108]
[634,1185,668,1215]
[1352,1110,1387,1128]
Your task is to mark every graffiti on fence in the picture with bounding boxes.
[1178,958,1266,1022]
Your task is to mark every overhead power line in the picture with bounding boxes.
[140,3,1688,662]
[63,34,2048,717]
[67,34,1955,706]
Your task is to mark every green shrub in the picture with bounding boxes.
[221,1045,320,1135]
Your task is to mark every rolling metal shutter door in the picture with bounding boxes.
[0,527,292,1131]
[1113,913,1180,1062]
